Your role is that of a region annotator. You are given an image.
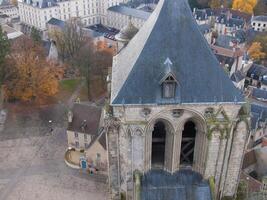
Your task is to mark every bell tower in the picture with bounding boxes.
[105,0,249,199]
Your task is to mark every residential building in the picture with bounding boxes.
[250,103,267,144]
[105,0,249,199]
[66,103,107,171]
[107,5,150,29]
[0,4,18,19]
[246,64,267,90]
[193,7,251,36]
[1,24,23,39]
[251,16,267,32]
[18,0,127,31]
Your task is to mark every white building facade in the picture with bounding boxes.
[251,16,267,32]
[18,0,127,31]
[107,5,150,29]
[0,4,18,19]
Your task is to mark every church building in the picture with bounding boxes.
[105,0,250,199]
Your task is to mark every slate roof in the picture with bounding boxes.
[111,0,244,105]
[251,88,267,101]
[194,8,213,20]
[251,103,267,130]
[231,71,245,83]
[253,16,267,22]
[107,5,151,20]
[22,0,57,9]
[198,24,211,34]
[87,24,119,41]
[246,64,267,85]
[215,35,235,49]
[47,17,65,28]
[216,14,244,28]
[67,104,101,135]
[141,169,211,200]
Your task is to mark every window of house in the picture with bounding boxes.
[75,141,79,148]
[253,22,255,26]
[264,24,266,27]
[96,153,101,159]
[74,132,78,138]
[162,76,176,98]
[258,23,261,26]
[84,134,87,140]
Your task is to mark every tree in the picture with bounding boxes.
[248,42,266,62]
[209,0,221,9]
[49,19,86,61]
[4,36,59,102]
[232,0,257,14]
[30,27,42,43]
[73,39,113,99]
[11,0,18,6]
[0,26,10,86]
[73,38,94,98]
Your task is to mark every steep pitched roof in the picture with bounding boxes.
[47,17,65,28]
[107,5,150,20]
[111,0,244,105]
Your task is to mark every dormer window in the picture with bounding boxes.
[162,76,176,98]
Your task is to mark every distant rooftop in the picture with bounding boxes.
[253,15,267,22]
[67,103,101,135]
[251,103,267,131]
[47,17,65,28]
[86,24,119,40]
[247,64,267,85]
[22,0,57,9]
[108,5,151,20]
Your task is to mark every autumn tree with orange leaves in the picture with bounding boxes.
[248,42,266,62]
[232,0,257,14]
[4,36,59,102]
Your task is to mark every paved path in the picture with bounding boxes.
[0,78,109,200]
[0,128,108,200]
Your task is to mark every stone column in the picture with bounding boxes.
[144,127,153,172]
[172,128,182,171]
[204,130,221,179]
[106,118,121,200]
[223,121,248,197]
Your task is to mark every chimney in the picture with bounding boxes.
[68,111,73,123]
[81,120,87,132]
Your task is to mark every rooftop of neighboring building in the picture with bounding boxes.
[193,7,251,23]
[231,70,245,83]
[252,15,267,22]
[47,17,65,29]
[1,24,23,39]
[0,3,17,9]
[198,23,211,34]
[246,64,267,84]
[67,103,101,135]
[250,103,267,131]
[21,0,57,9]
[216,14,245,28]
[251,88,267,101]
[107,5,151,20]
[86,24,119,40]
[215,35,238,49]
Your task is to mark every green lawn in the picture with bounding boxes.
[59,79,82,93]
[53,78,83,103]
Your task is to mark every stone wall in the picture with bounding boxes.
[106,103,247,200]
